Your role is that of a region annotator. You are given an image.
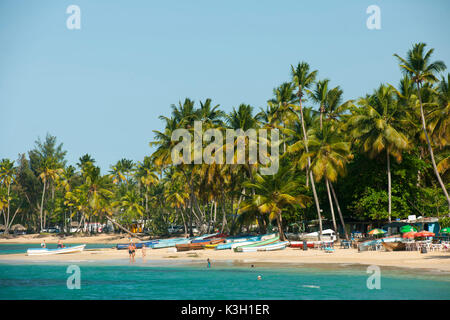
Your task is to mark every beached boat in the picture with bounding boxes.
[151,238,190,249]
[27,244,86,256]
[176,238,225,251]
[116,240,159,250]
[235,241,289,252]
[289,240,334,249]
[233,236,280,252]
[289,241,315,249]
[382,242,406,251]
[358,235,403,251]
[175,243,205,252]
[215,236,261,250]
[116,237,187,250]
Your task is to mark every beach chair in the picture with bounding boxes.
[431,244,441,252]
[324,247,335,253]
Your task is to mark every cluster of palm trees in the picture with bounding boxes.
[0,43,448,238]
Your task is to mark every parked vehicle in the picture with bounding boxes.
[42,227,60,233]
[168,225,184,234]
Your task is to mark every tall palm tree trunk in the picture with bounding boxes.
[319,105,324,130]
[310,172,323,240]
[387,148,392,223]
[5,183,11,234]
[299,94,323,239]
[329,182,348,240]
[39,180,46,232]
[325,179,338,233]
[105,216,145,240]
[276,212,286,241]
[416,82,450,214]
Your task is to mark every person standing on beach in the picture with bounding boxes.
[128,242,136,263]
[41,240,46,248]
[142,244,146,259]
[207,258,211,268]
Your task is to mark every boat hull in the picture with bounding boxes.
[233,236,280,252]
[382,242,406,251]
[236,241,289,252]
[27,245,86,256]
[176,243,205,252]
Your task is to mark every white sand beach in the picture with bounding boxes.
[1,234,449,272]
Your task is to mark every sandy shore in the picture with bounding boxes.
[1,240,449,272]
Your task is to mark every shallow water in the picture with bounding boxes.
[0,261,449,300]
[0,243,115,255]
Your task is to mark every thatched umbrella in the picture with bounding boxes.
[0,225,5,231]
[11,224,26,231]
[70,221,79,227]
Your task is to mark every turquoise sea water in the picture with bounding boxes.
[0,261,449,300]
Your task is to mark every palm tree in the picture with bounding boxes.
[268,82,298,153]
[197,98,225,126]
[109,159,134,186]
[394,43,450,212]
[135,157,159,215]
[428,74,450,149]
[38,158,63,231]
[346,85,410,222]
[113,190,145,225]
[0,159,16,234]
[308,79,330,130]
[150,116,180,168]
[299,124,351,239]
[240,164,311,241]
[291,62,324,238]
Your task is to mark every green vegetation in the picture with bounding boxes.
[0,43,449,237]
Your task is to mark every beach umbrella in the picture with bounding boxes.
[440,227,450,234]
[402,231,417,239]
[400,225,418,233]
[368,228,386,235]
[415,231,435,238]
[0,225,5,231]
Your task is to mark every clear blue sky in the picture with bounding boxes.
[1,0,449,171]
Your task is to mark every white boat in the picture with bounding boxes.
[27,244,86,256]
[237,241,289,252]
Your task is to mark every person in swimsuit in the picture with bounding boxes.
[57,240,64,248]
[207,258,211,268]
[129,243,136,263]
[142,244,146,259]
[41,240,46,248]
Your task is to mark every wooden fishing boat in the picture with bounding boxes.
[289,241,315,249]
[27,244,86,256]
[176,238,225,251]
[151,238,190,249]
[233,236,280,252]
[204,238,226,249]
[215,236,260,250]
[175,243,205,252]
[358,235,403,251]
[382,242,406,251]
[191,237,225,244]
